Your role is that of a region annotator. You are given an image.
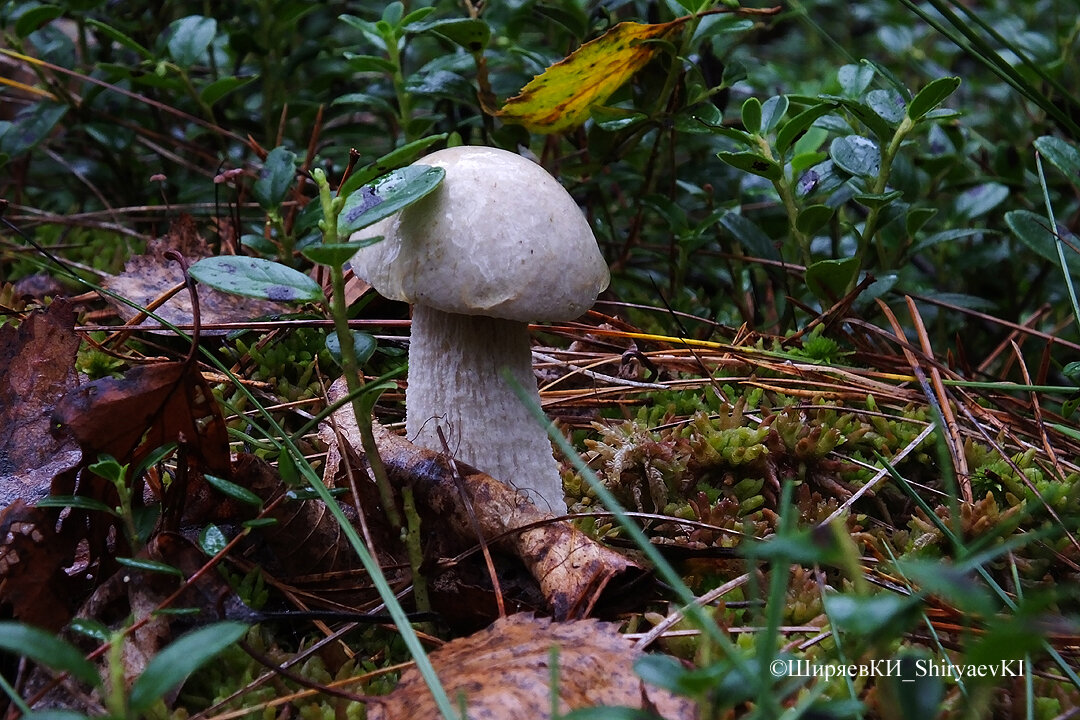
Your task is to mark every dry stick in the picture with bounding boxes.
[818,423,938,527]
[904,296,972,503]
[633,574,751,651]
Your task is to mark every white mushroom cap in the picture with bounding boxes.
[350,146,610,322]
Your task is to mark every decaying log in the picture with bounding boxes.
[320,378,643,619]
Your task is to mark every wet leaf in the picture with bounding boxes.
[411,17,490,52]
[0,501,82,630]
[497,19,687,134]
[0,300,82,509]
[830,135,880,177]
[253,146,297,209]
[806,256,860,302]
[1035,135,1080,184]
[338,164,445,236]
[954,182,1008,220]
[1006,209,1080,277]
[716,150,783,180]
[102,215,289,333]
[796,204,835,235]
[325,330,377,366]
[908,76,960,121]
[189,256,324,303]
[167,16,217,68]
[53,358,230,476]
[368,614,694,720]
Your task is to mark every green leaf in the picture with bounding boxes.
[906,207,937,236]
[908,76,961,121]
[198,524,228,556]
[716,150,783,180]
[759,95,789,134]
[954,182,1008,220]
[853,189,903,209]
[85,18,152,58]
[410,18,490,52]
[775,103,835,155]
[15,5,64,38]
[0,102,67,159]
[0,622,99,687]
[167,15,217,67]
[326,330,377,367]
[68,618,110,641]
[830,135,880,177]
[806,256,860,301]
[824,592,921,636]
[741,97,762,134]
[344,53,397,73]
[589,105,648,132]
[795,204,835,235]
[338,164,445,236]
[1034,135,1080,185]
[718,212,780,260]
[866,88,905,125]
[339,134,447,196]
[838,63,875,97]
[1006,209,1080,277]
[253,146,298,209]
[128,622,250,714]
[302,240,382,268]
[189,256,324,303]
[205,473,264,507]
[36,495,118,515]
[200,75,256,107]
[116,557,184,577]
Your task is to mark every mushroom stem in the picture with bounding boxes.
[405,304,567,515]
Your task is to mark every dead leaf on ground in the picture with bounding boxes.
[53,358,231,477]
[101,214,289,331]
[0,299,83,509]
[369,613,696,720]
[321,378,643,620]
[0,500,82,631]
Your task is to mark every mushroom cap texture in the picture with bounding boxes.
[350,146,610,322]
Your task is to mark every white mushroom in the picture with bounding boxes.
[350,146,609,514]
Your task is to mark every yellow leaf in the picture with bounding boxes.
[496,19,687,134]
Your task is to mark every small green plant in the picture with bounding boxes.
[0,620,249,719]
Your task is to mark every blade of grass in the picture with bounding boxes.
[1034,151,1080,336]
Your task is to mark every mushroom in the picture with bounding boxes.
[350,146,609,514]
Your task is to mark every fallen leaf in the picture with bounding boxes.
[101,215,288,332]
[0,299,82,509]
[321,378,643,620]
[53,359,230,477]
[0,500,82,631]
[369,613,696,720]
[496,19,686,134]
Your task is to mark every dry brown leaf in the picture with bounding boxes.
[53,358,230,477]
[101,214,288,331]
[369,613,696,720]
[0,299,82,509]
[321,378,643,620]
[0,500,82,631]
